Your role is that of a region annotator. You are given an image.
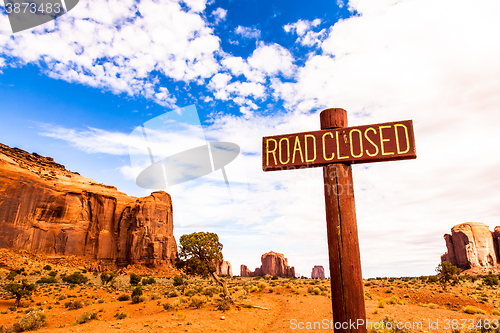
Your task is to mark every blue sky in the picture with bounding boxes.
[1,0,500,278]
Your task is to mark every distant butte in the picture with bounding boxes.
[442,222,500,273]
[240,251,295,277]
[0,143,176,267]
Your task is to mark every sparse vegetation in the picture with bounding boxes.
[75,311,97,324]
[6,309,46,332]
[62,272,88,285]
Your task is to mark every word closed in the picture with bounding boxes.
[263,120,416,171]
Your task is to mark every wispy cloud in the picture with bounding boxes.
[234,26,261,39]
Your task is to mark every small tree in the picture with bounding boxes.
[178,232,230,300]
[436,261,461,291]
[5,279,36,307]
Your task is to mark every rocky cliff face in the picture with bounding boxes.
[441,222,498,271]
[0,143,176,267]
[240,251,295,277]
[216,261,233,277]
[311,265,325,278]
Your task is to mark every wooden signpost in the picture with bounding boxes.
[262,108,416,332]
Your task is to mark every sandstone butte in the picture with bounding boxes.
[240,251,295,277]
[216,260,233,277]
[0,143,176,268]
[311,265,325,279]
[442,222,500,272]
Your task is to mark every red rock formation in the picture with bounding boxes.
[0,143,176,267]
[441,222,497,271]
[216,261,232,276]
[240,251,295,277]
[311,265,325,278]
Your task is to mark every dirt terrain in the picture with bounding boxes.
[1,249,500,333]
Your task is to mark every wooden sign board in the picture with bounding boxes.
[262,120,416,171]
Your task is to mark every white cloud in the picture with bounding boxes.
[212,7,227,24]
[284,19,326,47]
[0,0,220,107]
[234,26,261,39]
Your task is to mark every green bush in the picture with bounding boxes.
[271,276,278,280]
[6,271,17,281]
[43,265,52,271]
[48,271,57,277]
[131,287,143,298]
[100,272,117,285]
[114,311,127,319]
[36,277,58,284]
[483,275,499,286]
[62,272,88,285]
[173,275,184,287]
[141,277,156,285]
[64,300,84,310]
[129,273,141,286]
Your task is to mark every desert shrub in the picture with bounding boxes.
[8,306,17,312]
[427,276,438,283]
[190,297,205,309]
[75,311,97,324]
[43,265,52,271]
[377,298,385,308]
[163,303,174,310]
[62,272,88,285]
[7,309,47,332]
[129,273,141,286]
[131,295,147,304]
[215,298,231,312]
[483,275,499,286]
[491,309,500,316]
[387,296,405,305]
[249,286,258,293]
[203,287,216,297]
[64,300,83,310]
[173,275,185,287]
[48,271,57,277]
[185,289,196,297]
[114,311,127,319]
[117,294,130,301]
[141,277,156,285]
[131,287,143,298]
[100,272,117,285]
[36,277,58,284]
[307,287,314,293]
[58,295,67,301]
[257,282,268,291]
[6,271,18,281]
[272,276,278,280]
[462,305,486,314]
[313,287,321,295]
[169,291,178,298]
[150,293,160,300]
[97,298,105,304]
[177,311,186,320]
